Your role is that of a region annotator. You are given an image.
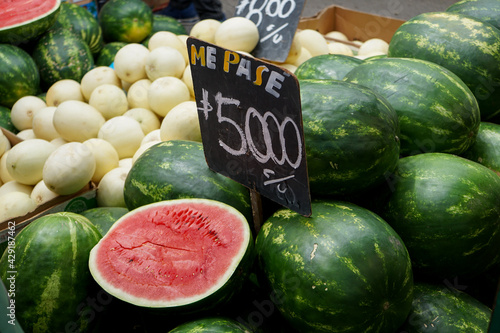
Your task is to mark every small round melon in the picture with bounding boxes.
[88,84,129,119]
[296,29,329,57]
[147,31,188,64]
[45,79,85,107]
[145,46,186,81]
[10,95,47,131]
[141,129,161,146]
[98,116,145,159]
[214,17,259,53]
[0,192,36,222]
[80,66,122,101]
[148,76,191,117]
[291,47,313,67]
[6,139,56,185]
[16,129,37,140]
[325,31,349,41]
[50,137,68,148]
[181,65,195,98]
[0,152,15,183]
[123,108,161,134]
[118,158,133,170]
[283,33,302,64]
[132,140,160,164]
[32,106,60,141]
[328,42,354,56]
[113,43,150,84]
[43,142,97,195]
[127,79,152,110]
[160,101,201,142]
[83,138,120,184]
[0,130,9,157]
[31,180,59,206]
[96,167,129,207]
[0,180,33,197]
[358,38,389,56]
[190,19,221,44]
[53,100,106,142]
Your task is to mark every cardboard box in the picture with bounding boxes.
[297,5,405,44]
[0,128,98,253]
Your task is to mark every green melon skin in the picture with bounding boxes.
[152,14,188,35]
[98,0,153,43]
[343,57,481,156]
[0,212,102,333]
[300,79,400,197]
[0,44,40,108]
[168,316,251,332]
[52,2,104,55]
[255,200,414,333]
[378,152,500,280]
[32,27,94,89]
[398,282,492,332]
[95,41,127,66]
[0,106,18,134]
[123,140,252,224]
[388,12,500,121]
[294,54,363,80]
[446,0,500,30]
[0,0,60,45]
[80,206,129,236]
[461,122,500,175]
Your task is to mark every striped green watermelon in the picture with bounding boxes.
[255,200,414,333]
[88,198,254,314]
[32,27,94,89]
[0,44,40,108]
[0,0,61,45]
[98,0,153,43]
[168,317,251,332]
[151,14,188,36]
[95,41,127,66]
[388,12,500,120]
[294,54,363,80]
[343,57,481,156]
[446,0,500,30]
[80,206,129,236]
[123,140,252,222]
[461,122,500,175]
[378,152,500,279]
[0,106,18,134]
[52,2,104,55]
[398,282,492,332]
[300,79,400,196]
[0,212,102,332]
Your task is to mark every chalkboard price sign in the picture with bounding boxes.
[187,37,312,217]
[235,0,306,62]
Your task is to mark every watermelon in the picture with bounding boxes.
[95,41,127,66]
[0,106,18,134]
[168,317,251,332]
[446,0,500,30]
[378,152,500,279]
[123,140,252,221]
[388,12,500,120]
[0,212,102,332]
[0,44,40,108]
[343,57,481,156]
[294,54,363,80]
[80,206,129,236]
[32,27,94,89]
[52,2,104,55]
[255,200,414,333]
[299,79,400,196]
[98,0,153,43]
[398,282,492,332]
[151,14,188,36]
[461,122,500,175]
[0,0,61,45]
[88,198,254,314]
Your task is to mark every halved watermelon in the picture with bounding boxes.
[88,198,254,314]
[0,0,61,45]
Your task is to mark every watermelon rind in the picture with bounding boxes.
[294,54,363,80]
[0,212,102,332]
[378,152,500,279]
[95,41,127,66]
[446,0,500,30]
[168,316,251,332]
[343,57,481,156]
[88,198,254,314]
[398,282,492,332]
[32,27,95,89]
[80,206,129,236]
[255,200,414,333]
[0,44,40,108]
[388,11,500,120]
[0,0,61,45]
[461,122,500,175]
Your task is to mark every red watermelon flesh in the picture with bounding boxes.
[88,199,252,309]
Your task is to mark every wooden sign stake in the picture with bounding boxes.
[250,189,264,235]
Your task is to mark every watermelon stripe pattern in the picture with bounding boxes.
[446,0,500,30]
[343,57,480,155]
[461,121,500,175]
[388,12,500,120]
